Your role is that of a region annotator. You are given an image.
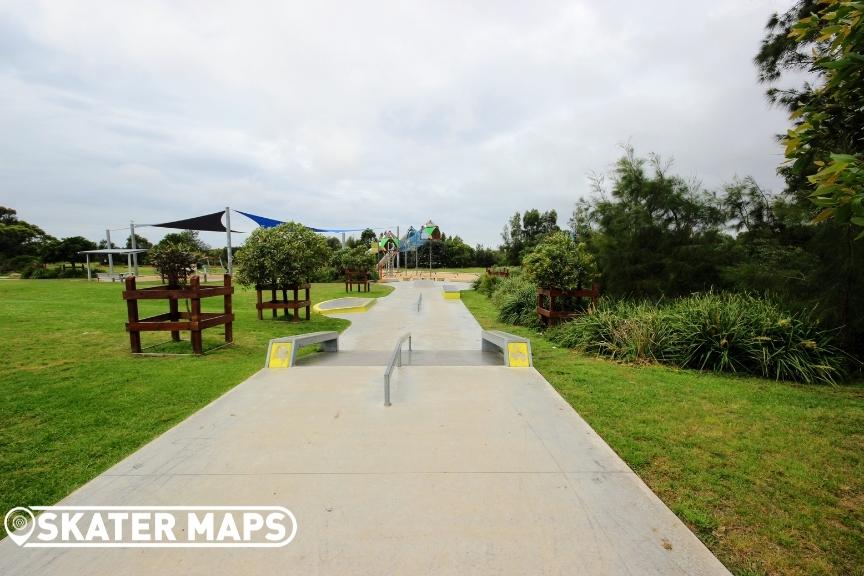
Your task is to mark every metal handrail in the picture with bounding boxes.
[384,333,412,406]
[416,293,422,312]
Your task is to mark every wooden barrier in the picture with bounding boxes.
[123,274,234,354]
[255,284,311,321]
[485,267,510,278]
[344,270,370,292]
[536,284,600,326]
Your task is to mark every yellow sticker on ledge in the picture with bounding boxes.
[268,342,293,368]
[507,342,530,367]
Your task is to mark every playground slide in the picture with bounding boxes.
[377,250,396,272]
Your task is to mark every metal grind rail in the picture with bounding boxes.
[384,333,412,406]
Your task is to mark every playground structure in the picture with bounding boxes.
[398,220,441,275]
[373,230,401,279]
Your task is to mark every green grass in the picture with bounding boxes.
[462,290,864,576]
[0,279,392,535]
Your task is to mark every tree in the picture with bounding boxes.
[441,235,475,268]
[359,228,377,247]
[756,0,864,232]
[148,241,196,287]
[331,245,375,274]
[57,237,97,269]
[756,1,864,351]
[473,245,499,267]
[125,233,153,250]
[234,222,330,289]
[589,147,729,297]
[0,207,53,265]
[523,231,595,291]
[325,236,342,251]
[501,212,523,265]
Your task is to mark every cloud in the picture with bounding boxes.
[0,0,794,247]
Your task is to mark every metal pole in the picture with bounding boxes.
[396,225,400,270]
[341,231,346,247]
[86,254,91,281]
[225,206,233,275]
[130,221,138,276]
[106,229,114,275]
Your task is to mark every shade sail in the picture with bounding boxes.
[152,211,231,232]
[236,210,369,233]
[237,210,283,229]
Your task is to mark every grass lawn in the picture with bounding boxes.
[462,290,864,576]
[0,278,392,537]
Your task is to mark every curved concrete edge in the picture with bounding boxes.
[313,297,377,315]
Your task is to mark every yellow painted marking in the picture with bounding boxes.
[313,299,376,315]
[268,342,293,368]
[507,342,530,367]
[443,292,461,300]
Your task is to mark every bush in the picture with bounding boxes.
[235,222,330,289]
[19,266,98,279]
[492,276,540,328]
[474,273,502,296]
[549,293,847,384]
[331,246,376,275]
[1,255,40,273]
[548,300,670,363]
[523,231,595,290]
[148,241,196,287]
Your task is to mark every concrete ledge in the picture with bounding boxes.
[481,329,533,367]
[265,331,339,368]
[443,285,461,300]
[313,297,377,315]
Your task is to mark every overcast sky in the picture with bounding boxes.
[1,0,794,248]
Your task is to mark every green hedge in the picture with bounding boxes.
[20,266,97,279]
[548,293,848,384]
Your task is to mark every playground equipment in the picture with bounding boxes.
[374,231,400,278]
[399,220,441,276]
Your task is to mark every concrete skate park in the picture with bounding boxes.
[0,280,730,575]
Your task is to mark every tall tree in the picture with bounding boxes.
[359,228,377,246]
[756,0,864,350]
[589,147,729,297]
[756,0,863,230]
[0,207,53,264]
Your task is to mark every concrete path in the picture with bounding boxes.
[0,281,731,575]
[332,280,481,351]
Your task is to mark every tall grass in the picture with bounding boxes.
[548,293,847,384]
[489,275,540,328]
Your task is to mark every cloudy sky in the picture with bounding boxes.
[1,0,794,248]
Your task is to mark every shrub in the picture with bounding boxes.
[549,293,847,384]
[523,231,595,290]
[548,300,670,363]
[492,276,540,328]
[235,222,330,289]
[331,245,376,275]
[1,255,40,273]
[19,266,97,279]
[474,273,502,296]
[662,293,845,384]
[148,241,196,287]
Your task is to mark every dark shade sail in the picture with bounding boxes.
[152,211,230,232]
